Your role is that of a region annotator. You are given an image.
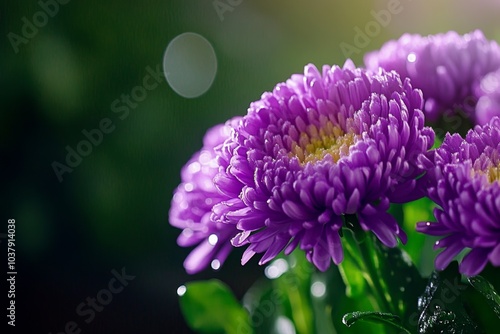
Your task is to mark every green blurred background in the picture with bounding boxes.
[1,0,499,333]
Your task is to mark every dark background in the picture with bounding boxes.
[1,1,499,333]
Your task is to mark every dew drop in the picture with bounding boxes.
[188,162,201,173]
[211,259,221,270]
[182,228,193,238]
[208,234,218,246]
[177,285,187,296]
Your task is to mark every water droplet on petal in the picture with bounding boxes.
[199,151,212,164]
[188,162,201,173]
[208,234,218,246]
[407,52,416,63]
[211,259,221,270]
[182,228,193,238]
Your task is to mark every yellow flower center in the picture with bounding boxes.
[290,122,358,164]
[484,164,500,183]
[472,161,500,184]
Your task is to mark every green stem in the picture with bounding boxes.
[342,235,382,310]
[343,215,395,315]
[357,234,395,315]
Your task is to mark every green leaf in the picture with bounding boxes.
[341,226,426,332]
[417,262,478,333]
[468,275,500,317]
[243,252,316,334]
[242,277,284,334]
[179,279,253,334]
[373,243,427,324]
[342,311,411,333]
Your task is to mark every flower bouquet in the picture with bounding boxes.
[169,30,500,333]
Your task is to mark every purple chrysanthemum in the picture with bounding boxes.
[364,30,500,122]
[169,122,240,274]
[417,117,500,276]
[475,69,500,125]
[211,60,434,271]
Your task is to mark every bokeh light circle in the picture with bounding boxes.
[163,32,217,98]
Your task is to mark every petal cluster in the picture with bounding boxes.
[365,30,500,123]
[169,122,240,274]
[417,117,500,275]
[212,61,434,271]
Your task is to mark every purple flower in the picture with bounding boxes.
[475,69,500,125]
[365,30,500,122]
[417,117,500,276]
[212,60,434,271]
[169,122,240,274]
